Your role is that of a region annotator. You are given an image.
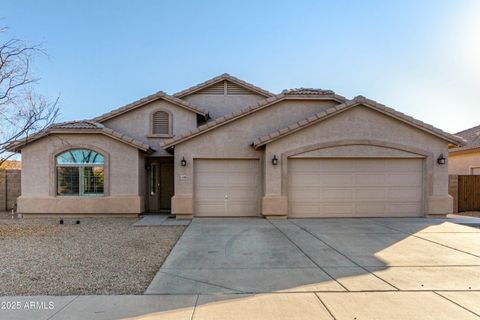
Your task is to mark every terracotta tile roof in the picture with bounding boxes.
[173,73,275,98]
[93,91,208,123]
[7,121,154,153]
[161,91,347,149]
[50,121,103,129]
[252,96,466,148]
[449,124,480,153]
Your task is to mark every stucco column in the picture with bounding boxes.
[427,150,453,216]
[262,147,288,219]
[171,151,194,219]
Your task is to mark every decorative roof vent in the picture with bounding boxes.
[196,80,259,96]
[198,81,225,95]
[152,111,170,134]
[226,81,252,95]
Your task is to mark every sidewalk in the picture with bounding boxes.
[2,291,480,320]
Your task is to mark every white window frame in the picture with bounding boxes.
[55,149,105,197]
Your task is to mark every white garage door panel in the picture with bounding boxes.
[194,159,260,217]
[289,158,423,218]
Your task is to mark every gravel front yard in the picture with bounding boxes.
[0,214,186,295]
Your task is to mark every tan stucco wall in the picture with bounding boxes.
[291,145,424,158]
[171,99,343,216]
[182,94,266,119]
[18,133,144,214]
[264,106,452,216]
[448,150,480,175]
[103,99,198,156]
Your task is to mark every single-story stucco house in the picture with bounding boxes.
[7,74,466,219]
[449,125,480,175]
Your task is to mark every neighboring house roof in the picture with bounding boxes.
[449,124,480,154]
[161,90,347,149]
[93,91,208,123]
[173,73,275,98]
[7,121,155,153]
[252,96,466,149]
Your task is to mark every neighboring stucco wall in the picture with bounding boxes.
[448,150,480,175]
[0,169,21,211]
[103,99,198,156]
[171,99,340,217]
[182,94,266,119]
[18,133,144,215]
[448,175,459,213]
[264,106,452,217]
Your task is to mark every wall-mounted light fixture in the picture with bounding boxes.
[272,155,278,165]
[181,157,187,167]
[437,154,446,165]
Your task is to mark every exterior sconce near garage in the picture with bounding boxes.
[437,154,446,165]
[181,157,187,167]
[272,155,278,166]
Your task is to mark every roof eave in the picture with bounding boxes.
[160,94,346,149]
[6,128,154,153]
[449,146,480,155]
[93,93,207,123]
[252,97,465,149]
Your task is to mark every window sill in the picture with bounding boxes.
[56,195,105,197]
[147,134,174,138]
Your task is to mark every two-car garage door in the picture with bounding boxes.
[288,158,423,218]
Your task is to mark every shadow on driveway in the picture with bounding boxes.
[39,217,480,319]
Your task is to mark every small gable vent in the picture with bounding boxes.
[152,111,170,134]
[226,81,252,95]
[197,80,257,96]
[198,81,226,95]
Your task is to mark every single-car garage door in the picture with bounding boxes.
[194,159,260,216]
[288,158,423,218]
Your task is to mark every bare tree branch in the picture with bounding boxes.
[0,27,59,167]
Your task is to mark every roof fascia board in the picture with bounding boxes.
[253,99,465,148]
[93,93,207,123]
[161,94,347,148]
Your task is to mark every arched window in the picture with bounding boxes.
[56,149,105,196]
[152,110,171,135]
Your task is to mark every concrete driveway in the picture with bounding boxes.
[8,217,480,320]
[146,217,480,294]
[134,217,480,319]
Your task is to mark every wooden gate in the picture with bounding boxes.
[458,175,480,212]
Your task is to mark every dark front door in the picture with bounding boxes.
[147,157,174,212]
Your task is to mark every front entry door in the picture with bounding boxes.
[147,158,174,212]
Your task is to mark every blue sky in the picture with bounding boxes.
[2,0,479,133]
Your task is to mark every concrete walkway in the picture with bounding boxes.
[133,214,190,226]
[4,217,480,319]
[3,291,480,319]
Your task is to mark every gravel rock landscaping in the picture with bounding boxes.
[0,213,186,295]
